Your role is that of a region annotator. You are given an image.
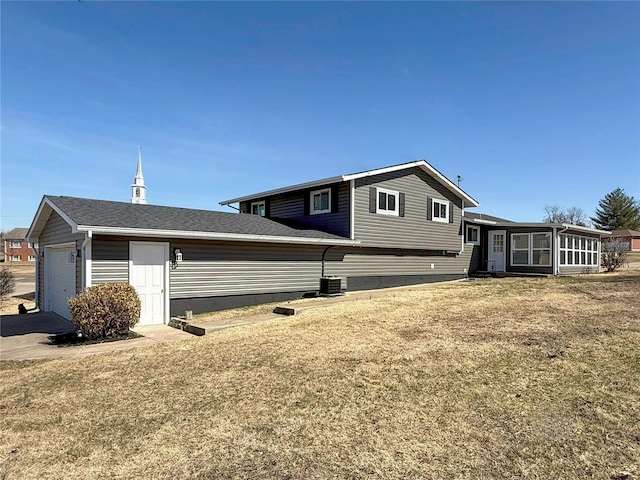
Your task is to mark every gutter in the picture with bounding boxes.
[76,225,359,247]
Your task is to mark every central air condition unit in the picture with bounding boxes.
[319,276,342,296]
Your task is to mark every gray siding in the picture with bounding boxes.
[559,266,600,275]
[354,167,463,250]
[91,237,129,284]
[37,211,85,307]
[241,182,351,238]
[170,240,325,299]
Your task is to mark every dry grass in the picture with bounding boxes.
[1,272,639,479]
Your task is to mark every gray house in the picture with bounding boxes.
[26,159,607,325]
[463,212,609,276]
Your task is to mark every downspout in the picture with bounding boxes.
[554,225,569,276]
[321,245,336,277]
[459,199,465,254]
[82,230,92,290]
[33,242,40,310]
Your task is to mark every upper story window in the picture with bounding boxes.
[10,255,21,261]
[251,201,266,217]
[377,188,399,216]
[432,199,450,223]
[310,188,331,215]
[28,242,38,248]
[10,241,22,248]
[28,255,36,261]
[466,225,480,245]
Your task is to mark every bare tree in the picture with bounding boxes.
[0,268,16,306]
[600,239,630,272]
[543,205,588,226]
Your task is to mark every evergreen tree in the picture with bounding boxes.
[591,188,640,231]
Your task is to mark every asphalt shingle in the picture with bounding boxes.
[46,196,349,241]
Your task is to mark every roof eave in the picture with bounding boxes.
[77,225,359,246]
[220,159,480,207]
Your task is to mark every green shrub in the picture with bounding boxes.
[68,283,141,340]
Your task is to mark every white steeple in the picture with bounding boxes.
[131,147,147,204]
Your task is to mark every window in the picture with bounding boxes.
[28,242,38,248]
[376,188,399,216]
[511,232,552,266]
[10,241,21,248]
[532,233,551,266]
[10,255,21,261]
[310,188,331,215]
[251,201,266,217]
[559,234,599,266]
[511,234,530,265]
[466,225,480,245]
[28,255,36,261]
[431,199,450,223]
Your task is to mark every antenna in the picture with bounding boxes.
[457,175,463,187]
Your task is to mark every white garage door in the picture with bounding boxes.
[47,246,77,320]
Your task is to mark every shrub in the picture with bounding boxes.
[0,268,16,305]
[68,283,141,340]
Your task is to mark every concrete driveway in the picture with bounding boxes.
[0,311,194,361]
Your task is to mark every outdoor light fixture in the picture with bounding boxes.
[171,248,183,269]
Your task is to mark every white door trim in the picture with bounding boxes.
[488,230,506,273]
[44,243,77,319]
[129,241,170,325]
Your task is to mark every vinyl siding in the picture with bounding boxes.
[240,182,351,238]
[91,237,129,284]
[37,211,85,307]
[354,167,463,250]
[327,247,473,278]
[169,240,325,298]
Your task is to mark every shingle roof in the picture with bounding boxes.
[5,228,28,240]
[611,229,640,237]
[42,196,352,243]
[463,212,514,224]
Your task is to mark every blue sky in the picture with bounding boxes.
[2,1,639,231]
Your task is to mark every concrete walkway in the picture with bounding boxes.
[0,312,195,361]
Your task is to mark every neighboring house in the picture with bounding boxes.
[463,212,609,275]
[4,227,37,262]
[608,229,640,252]
[26,159,609,326]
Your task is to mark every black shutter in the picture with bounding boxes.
[331,185,339,213]
[426,197,433,220]
[303,191,310,216]
[369,187,377,213]
[399,193,405,217]
[264,199,270,218]
[449,203,454,223]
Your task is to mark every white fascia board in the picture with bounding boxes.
[467,218,497,225]
[220,175,345,205]
[77,225,359,246]
[561,224,612,235]
[220,160,481,208]
[26,197,79,242]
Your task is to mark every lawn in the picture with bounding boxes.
[1,272,639,479]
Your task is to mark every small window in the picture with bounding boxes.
[10,241,22,248]
[310,188,331,215]
[10,255,21,261]
[251,201,266,217]
[28,255,36,261]
[432,199,449,223]
[376,188,399,216]
[466,225,480,245]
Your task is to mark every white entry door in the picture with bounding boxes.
[488,230,506,272]
[129,242,168,325]
[46,245,77,320]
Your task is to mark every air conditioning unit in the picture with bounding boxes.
[319,276,342,296]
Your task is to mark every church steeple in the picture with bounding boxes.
[131,147,147,204]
